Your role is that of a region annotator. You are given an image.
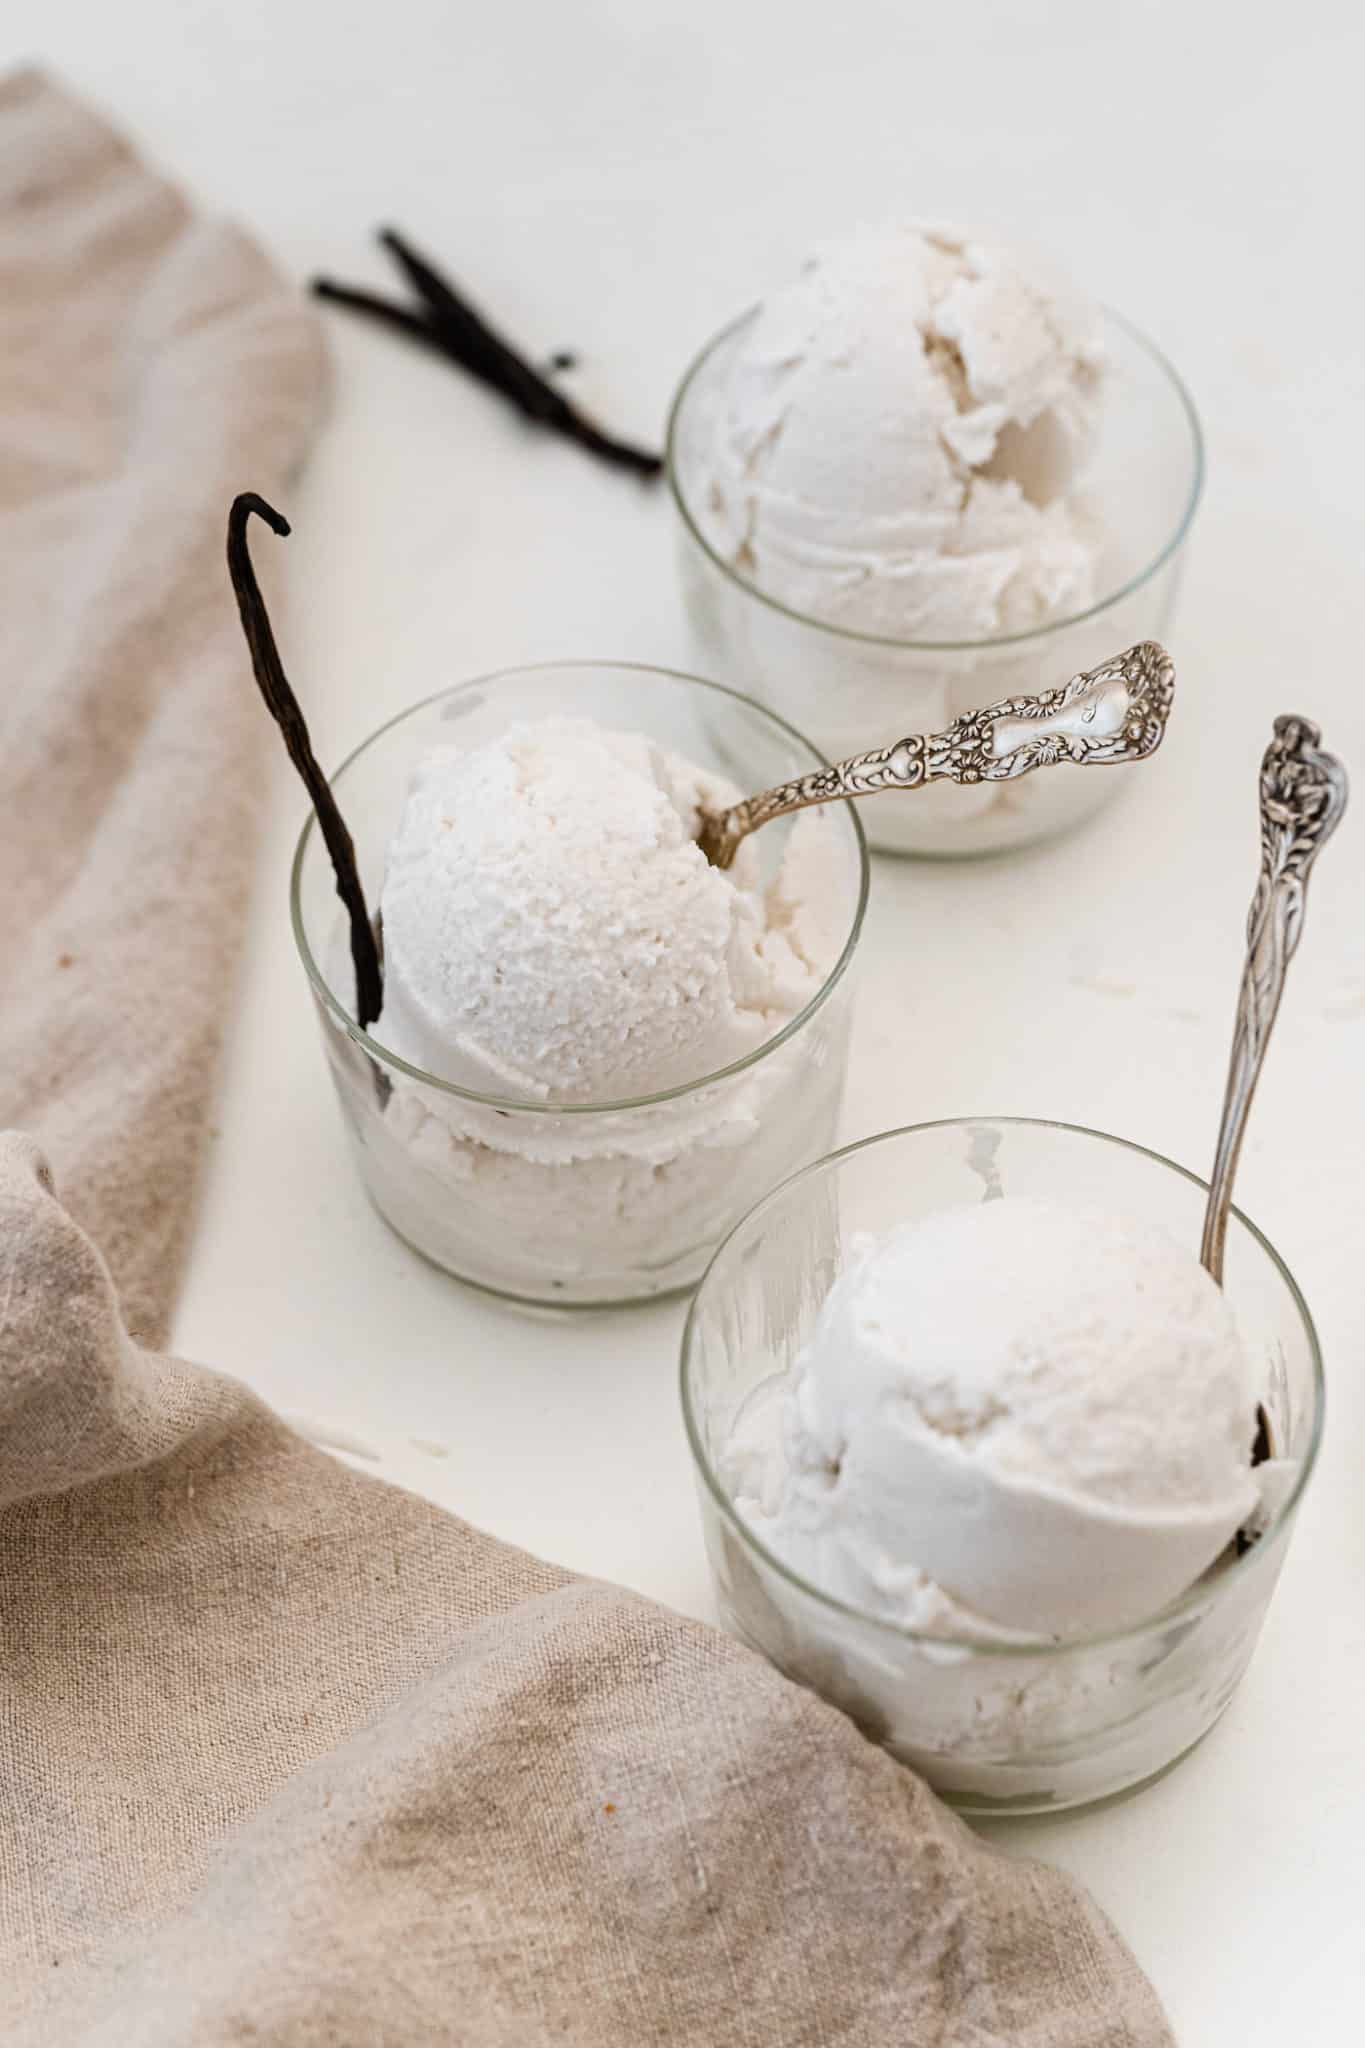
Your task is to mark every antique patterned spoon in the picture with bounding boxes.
[1201,715,1347,1284]
[696,640,1176,869]
[1198,715,1346,1478]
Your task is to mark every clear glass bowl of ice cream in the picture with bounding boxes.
[291,663,868,1311]
[682,1117,1321,1815]
[667,225,1204,859]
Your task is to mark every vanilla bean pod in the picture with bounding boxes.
[312,228,661,479]
[311,279,445,354]
[227,494,384,1029]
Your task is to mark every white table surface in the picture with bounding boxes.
[29,2,1365,2039]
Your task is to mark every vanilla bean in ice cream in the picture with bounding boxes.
[349,716,856,1301]
[705,223,1105,644]
[672,221,1161,857]
[725,1198,1262,1645]
[376,718,840,1097]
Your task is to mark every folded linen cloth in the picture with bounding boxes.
[0,65,325,1350]
[0,71,1175,2047]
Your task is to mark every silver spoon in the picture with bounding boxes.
[696,641,1176,868]
[1199,715,1346,1480]
[1201,715,1348,1284]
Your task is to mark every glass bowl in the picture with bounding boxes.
[291,663,868,1311]
[681,1118,1321,1814]
[667,307,1203,859]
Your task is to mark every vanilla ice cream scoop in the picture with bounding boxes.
[375,717,838,1102]
[706,222,1105,642]
[734,1198,1260,1640]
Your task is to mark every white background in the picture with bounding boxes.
[22,3,1365,2040]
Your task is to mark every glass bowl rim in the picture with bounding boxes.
[680,1114,1324,1658]
[665,302,1206,654]
[289,659,870,1117]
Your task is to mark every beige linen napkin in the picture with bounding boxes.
[0,72,1175,2047]
[0,66,325,1349]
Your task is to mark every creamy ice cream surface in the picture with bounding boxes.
[376,716,841,1101]
[342,714,857,1302]
[726,1198,1261,1641]
[703,222,1105,642]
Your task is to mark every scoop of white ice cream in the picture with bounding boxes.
[375,717,837,1102]
[733,1199,1260,1640]
[706,222,1105,642]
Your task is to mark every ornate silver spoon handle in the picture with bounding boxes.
[1200,716,1348,1284]
[696,641,1175,868]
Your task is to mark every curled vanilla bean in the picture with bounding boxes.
[227,494,384,1029]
